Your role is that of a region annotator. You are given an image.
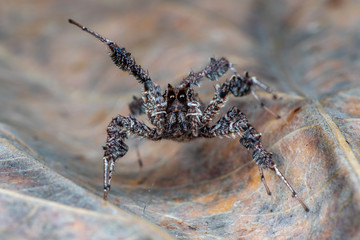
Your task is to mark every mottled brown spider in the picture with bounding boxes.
[69,19,309,212]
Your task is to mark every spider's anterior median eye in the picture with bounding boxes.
[178,90,187,102]
[168,93,176,102]
[178,94,186,102]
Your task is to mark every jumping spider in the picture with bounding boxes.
[69,19,309,212]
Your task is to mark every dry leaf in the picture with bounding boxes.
[1,0,360,239]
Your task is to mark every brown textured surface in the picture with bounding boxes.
[1,0,360,239]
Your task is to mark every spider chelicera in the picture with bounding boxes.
[69,19,309,212]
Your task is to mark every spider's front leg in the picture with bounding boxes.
[201,72,280,126]
[200,107,309,211]
[69,19,152,85]
[69,19,166,131]
[225,72,280,118]
[103,115,157,200]
[180,57,230,87]
[180,57,279,118]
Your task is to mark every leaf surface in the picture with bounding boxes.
[1,0,359,239]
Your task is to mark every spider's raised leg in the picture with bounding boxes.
[103,115,158,200]
[200,107,309,211]
[180,57,230,87]
[69,19,151,85]
[227,72,280,118]
[180,58,279,118]
[69,19,167,133]
[201,72,280,126]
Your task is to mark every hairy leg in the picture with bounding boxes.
[180,57,230,87]
[69,19,151,84]
[201,72,280,126]
[224,72,280,118]
[103,115,158,200]
[200,107,309,211]
[69,19,167,133]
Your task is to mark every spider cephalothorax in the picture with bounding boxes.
[69,19,309,212]
[165,84,192,139]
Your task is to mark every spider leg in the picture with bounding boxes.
[103,115,158,200]
[258,165,271,195]
[200,83,228,126]
[270,164,309,212]
[251,90,280,119]
[69,19,151,85]
[180,57,230,87]
[103,156,115,200]
[69,19,167,132]
[200,107,309,211]
[201,72,280,125]
[229,72,280,118]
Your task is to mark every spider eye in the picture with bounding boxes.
[178,94,186,102]
[168,93,176,102]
